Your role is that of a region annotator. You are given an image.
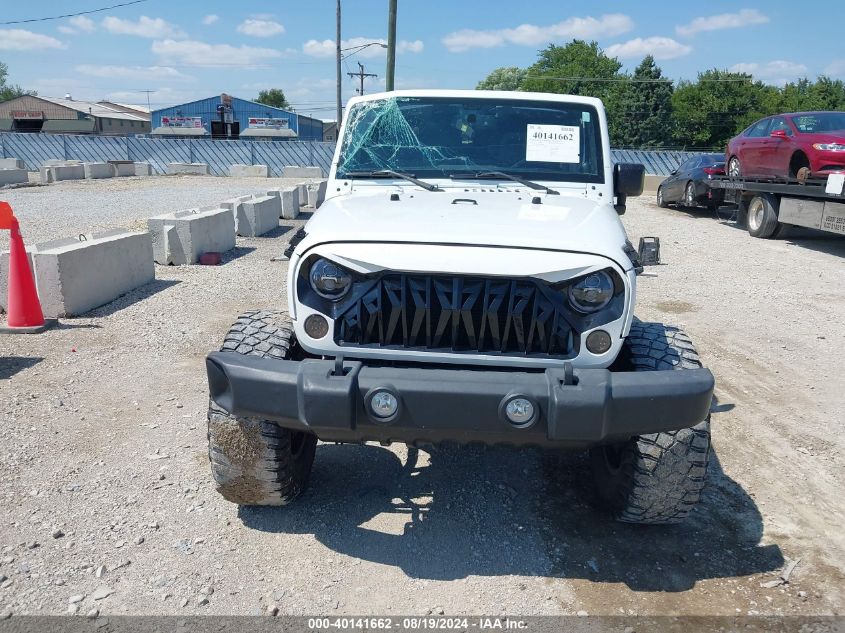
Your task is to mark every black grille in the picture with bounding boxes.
[335,274,575,357]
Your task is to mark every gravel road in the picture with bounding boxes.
[1,179,843,618]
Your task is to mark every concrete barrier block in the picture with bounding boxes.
[219,195,253,231]
[238,195,281,237]
[643,174,666,194]
[147,208,235,265]
[0,158,24,169]
[0,168,28,186]
[84,162,116,179]
[134,162,153,176]
[229,164,270,178]
[106,161,136,177]
[30,230,154,318]
[296,182,309,206]
[283,166,323,178]
[40,161,86,183]
[0,250,35,313]
[167,162,209,176]
[307,180,328,208]
[280,187,300,220]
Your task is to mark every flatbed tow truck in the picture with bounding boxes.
[709,173,845,239]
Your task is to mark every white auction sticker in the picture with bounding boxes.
[526,124,580,163]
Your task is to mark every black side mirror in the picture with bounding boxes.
[613,163,645,214]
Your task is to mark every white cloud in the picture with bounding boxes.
[729,60,808,85]
[75,64,192,81]
[0,29,66,50]
[825,60,845,78]
[441,14,633,52]
[70,16,96,32]
[237,19,285,37]
[303,36,424,58]
[606,37,692,61]
[676,9,769,37]
[202,14,219,26]
[58,16,96,35]
[104,87,202,107]
[102,16,185,39]
[152,39,283,67]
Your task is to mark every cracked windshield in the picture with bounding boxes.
[337,96,603,183]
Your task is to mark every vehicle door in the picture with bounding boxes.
[741,118,773,176]
[665,157,698,201]
[761,116,794,175]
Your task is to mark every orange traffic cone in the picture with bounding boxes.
[1,201,54,333]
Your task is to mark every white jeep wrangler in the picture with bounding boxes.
[206,90,714,524]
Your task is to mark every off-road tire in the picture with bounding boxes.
[590,322,711,524]
[207,310,317,505]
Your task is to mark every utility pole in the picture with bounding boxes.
[336,0,342,126]
[348,62,377,96]
[386,0,397,91]
[138,89,154,112]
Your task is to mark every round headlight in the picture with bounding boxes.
[568,271,614,313]
[309,258,352,300]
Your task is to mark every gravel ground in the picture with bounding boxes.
[0,180,844,619]
[0,174,317,251]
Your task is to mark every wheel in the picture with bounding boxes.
[746,193,781,238]
[656,185,668,208]
[790,152,811,183]
[590,322,711,524]
[207,310,317,505]
[728,156,741,178]
[683,181,697,208]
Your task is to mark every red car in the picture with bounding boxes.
[726,111,845,180]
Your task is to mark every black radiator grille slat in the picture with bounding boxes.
[336,273,575,357]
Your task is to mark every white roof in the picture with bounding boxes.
[150,126,208,136]
[346,89,605,110]
[37,95,148,122]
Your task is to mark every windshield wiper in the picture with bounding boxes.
[344,170,442,192]
[450,171,559,195]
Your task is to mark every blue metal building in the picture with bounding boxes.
[150,95,323,141]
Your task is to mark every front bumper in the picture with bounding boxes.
[206,352,714,448]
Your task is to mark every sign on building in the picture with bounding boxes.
[161,116,203,128]
[11,111,44,120]
[248,117,289,130]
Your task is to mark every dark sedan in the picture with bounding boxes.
[657,153,725,210]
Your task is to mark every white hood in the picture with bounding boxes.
[299,184,633,271]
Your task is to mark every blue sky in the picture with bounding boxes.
[2,0,844,120]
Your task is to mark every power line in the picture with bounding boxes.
[0,0,149,25]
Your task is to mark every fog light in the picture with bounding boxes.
[303,314,329,339]
[504,397,535,426]
[370,391,398,419]
[586,329,612,354]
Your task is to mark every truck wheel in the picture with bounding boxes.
[207,310,317,505]
[590,322,711,524]
[747,193,781,238]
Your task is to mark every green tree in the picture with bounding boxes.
[0,61,34,102]
[615,55,674,148]
[520,40,626,143]
[255,88,290,110]
[476,66,527,91]
[671,69,775,149]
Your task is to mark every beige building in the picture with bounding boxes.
[0,95,151,134]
